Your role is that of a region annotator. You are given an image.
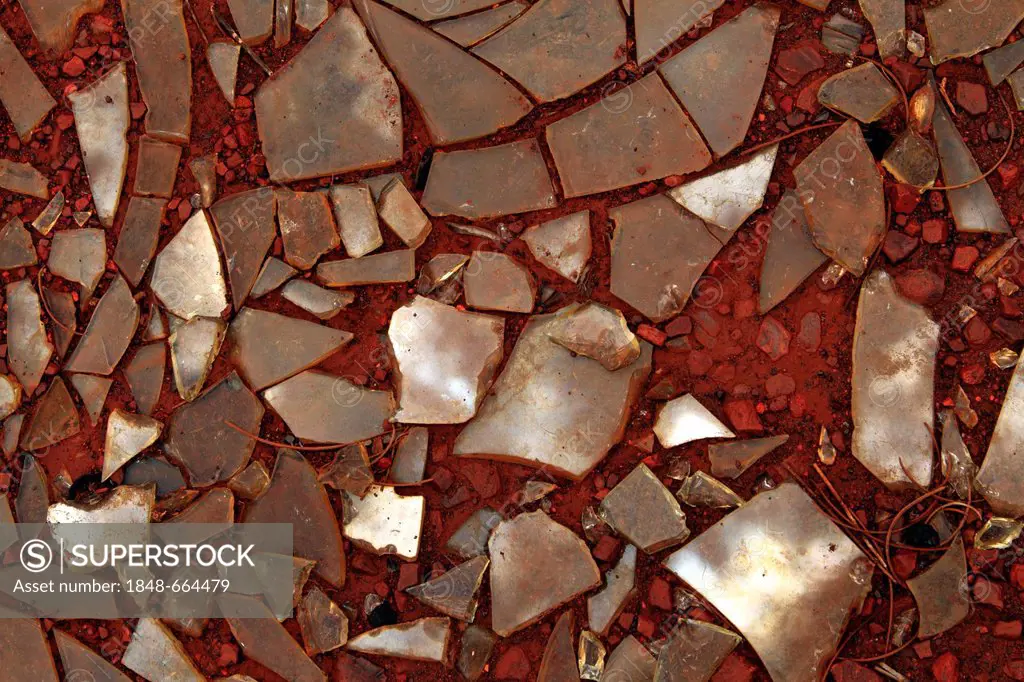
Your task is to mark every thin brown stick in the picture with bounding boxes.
[224,420,360,451]
[742,121,844,156]
[36,266,78,334]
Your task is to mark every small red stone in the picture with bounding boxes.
[636,323,667,346]
[1010,563,1024,590]
[61,56,86,77]
[591,534,621,562]
[963,315,992,347]
[951,246,979,272]
[724,399,763,433]
[891,551,917,580]
[956,81,988,115]
[995,620,1023,639]
[960,362,986,385]
[664,315,692,337]
[493,646,531,681]
[921,218,949,244]
[894,270,946,306]
[998,161,1020,190]
[648,577,673,610]
[882,231,919,263]
[932,653,959,682]
[1006,661,1024,681]
[687,350,713,376]
[775,45,825,85]
[756,316,790,360]
[831,660,884,682]
[889,183,921,214]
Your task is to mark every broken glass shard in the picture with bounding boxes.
[882,129,940,188]
[659,4,781,156]
[6,279,52,395]
[282,280,353,319]
[0,25,54,141]
[923,0,1024,63]
[975,516,1023,549]
[207,41,240,104]
[463,251,535,313]
[984,38,1024,85]
[677,471,745,508]
[0,218,39,268]
[255,7,402,182]
[433,2,527,46]
[48,228,106,300]
[422,140,557,218]
[908,535,969,637]
[298,586,348,655]
[609,195,724,322]
[539,611,579,681]
[977,354,1024,516]
[669,145,778,239]
[599,464,689,553]
[817,63,899,122]
[251,257,297,297]
[406,555,489,621]
[133,136,182,197]
[795,120,886,275]
[709,435,789,479]
[69,63,128,227]
[342,484,424,559]
[456,625,496,681]
[859,0,905,59]
[489,511,601,636]
[471,0,627,102]
[0,159,48,198]
[55,630,130,682]
[209,188,277,310]
[150,210,229,319]
[522,210,592,283]
[169,316,226,400]
[653,619,742,682]
[549,302,640,371]
[547,73,711,197]
[228,307,352,390]
[664,483,873,682]
[654,394,734,448]
[114,197,166,287]
[358,0,532,143]
[635,0,724,63]
[604,635,655,682]
[347,617,450,662]
[389,296,504,424]
[317,249,416,286]
[103,409,163,480]
[587,544,637,635]
[65,274,139,375]
[228,460,271,500]
[330,184,383,258]
[454,304,652,479]
[263,370,393,443]
[125,343,165,416]
[852,270,938,490]
[277,189,340,270]
[243,449,345,586]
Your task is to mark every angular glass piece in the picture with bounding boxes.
[977,352,1024,515]
[923,0,1024,63]
[263,370,394,443]
[255,7,402,182]
[31,190,63,235]
[471,0,626,102]
[282,280,353,319]
[522,210,592,283]
[654,619,742,682]
[358,0,532,143]
[600,464,689,552]
[0,376,22,422]
[207,41,240,104]
[587,544,637,635]
[932,84,1011,233]
[342,484,424,559]
[939,411,977,501]
[244,449,345,586]
[391,426,428,483]
[15,455,49,529]
[318,442,374,496]
[277,189,340,270]
[228,307,352,390]
[150,210,229,319]
[48,485,155,529]
[0,25,55,141]
[165,371,264,486]
[103,409,163,480]
[489,511,601,636]
[65,275,140,375]
[852,270,938,489]
[6,279,53,395]
[539,611,579,681]
[298,585,349,655]
[166,488,234,533]
[550,302,639,371]
[41,287,74,359]
[433,2,527,46]
[275,0,293,48]
[664,483,874,682]
[21,377,80,451]
[578,631,606,681]
[709,435,789,479]
[677,471,745,508]
[389,296,504,424]
[227,0,273,43]
[446,507,502,558]
[975,516,1024,549]
[377,180,431,248]
[992,347,1020,369]
[209,188,277,309]
[416,253,469,297]
[347,617,451,662]
[422,140,557,218]
[48,228,106,300]
[114,197,166,287]
[547,73,711,198]
[907,535,969,637]
[659,4,780,156]
[669,145,778,239]
[0,217,39,268]
[454,304,652,479]
[859,0,905,59]
[125,343,165,416]
[456,625,497,681]
[330,184,383,258]
[69,63,129,227]
[654,394,734,448]
[0,620,59,681]
[882,129,940,188]
[295,0,329,30]
[610,196,724,322]
[188,154,217,208]
[635,0,724,63]
[251,257,297,297]
[219,594,327,680]
[317,249,416,286]
[817,63,899,122]
[795,120,885,276]
[169,316,226,400]
[463,251,535,313]
[55,630,130,682]
[0,159,48,198]
[605,635,655,682]
[133,135,182,197]
[406,555,489,621]
[228,460,271,500]
[984,38,1024,85]
[15,0,103,50]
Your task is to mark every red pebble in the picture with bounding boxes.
[932,652,959,682]
[950,246,979,272]
[61,56,86,77]
[636,323,667,346]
